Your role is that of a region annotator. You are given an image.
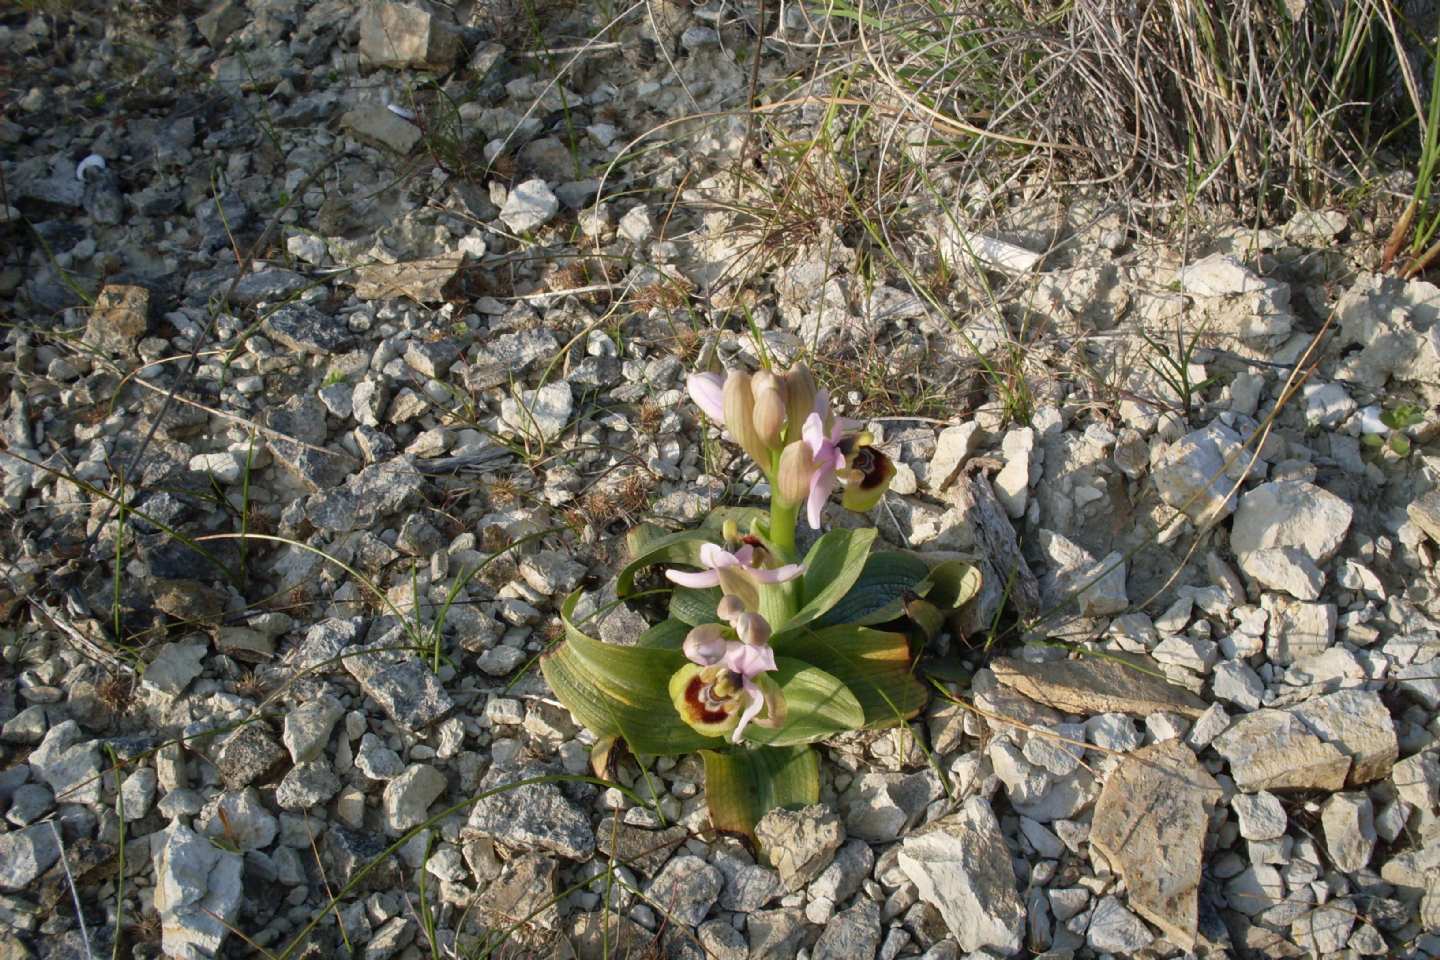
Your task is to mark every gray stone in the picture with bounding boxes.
[500,381,573,441]
[841,770,937,841]
[1289,689,1398,785]
[991,654,1208,719]
[1212,709,1350,792]
[466,765,594,859]
[1212,659,1264,710]
[1232,480,1352,580]
[120,767,157,819]
[351,658,455,733]
[0,824,61,892]
[383,763,446,834]
[1086,895,1154,954]
[358,1,463,70]
[355,734,406,781]
[1321,792,1375,872]
[84,284,149,358]
[1232,791,1287,840]
[1265,596,1337,665]
[898,797,1025,955]
[745,907,807,957]
[499,179,560,233]
[142,641,208,697]
[282,694,345,763]
[1153,425,1243,522]
[928,422,982,490]
[475,853,558,930]
[29,720,101,806]
[1224,864,1284,917]
[274,761,342,810]
[196,789,278,851]
[214,722,288,789]
[323,826,400,891]
[1090,739,1220,951]
[152,821,244,958]
[1241,546,1326,600]
[519,550,588,595]
[755,803,845,891]
[646,855,722,927]
[697,919,748,960]
[813,900,882,960]
[809,837,874,906]
[263,304,353,356]
[1,705,46,744]
[343,104,422,153]
[230,269,307,306]
[354,255,462,302]
[1293,898,1356,956]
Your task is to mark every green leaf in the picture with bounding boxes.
[700,746,819,839]
[544,592,723,754]
[636,618,689,650]
[669,586,720,626]
[617,527,717,597]
[1362,433,1384,448]
[921,559,983,612]
[784,528,876,632]
[773,624,928,727]
[1391,434,1412,456]
[745,659,864,747]
[816,550,930,627]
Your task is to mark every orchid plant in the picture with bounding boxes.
[542,362,980,837]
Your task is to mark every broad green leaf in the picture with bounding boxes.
[617,527,717,596]
[669,585,720,626]
[546,593,866,754]
[773,624,928,727]
[701,746,819,839]
[546,591,723,754]
[921,559,983,612]
[636,618,689,650]
[816,550,931,627]
[783,528,876,632]
[744,659,864,747]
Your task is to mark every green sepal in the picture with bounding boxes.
[773,623,928,727]
[700,745,820,840]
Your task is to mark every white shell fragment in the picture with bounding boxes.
[75,153,107,181]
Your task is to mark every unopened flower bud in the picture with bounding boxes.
[776,441,816,506]
[723,371,772,469]
[751,370,787,448]
[782,365,817,443]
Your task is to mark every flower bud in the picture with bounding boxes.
[723,371,772,469]
[781,365,817,443]
[776,441,816,506]
[751,370,787,448]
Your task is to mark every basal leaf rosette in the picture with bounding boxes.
[540,361,983,837]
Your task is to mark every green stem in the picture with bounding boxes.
[768,497,798,563]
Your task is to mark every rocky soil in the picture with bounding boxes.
[2,2,1439,959]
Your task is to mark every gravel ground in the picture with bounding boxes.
[1,2,1439,959]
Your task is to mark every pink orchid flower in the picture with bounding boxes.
[665,542,804,590]
[672,604,785,743]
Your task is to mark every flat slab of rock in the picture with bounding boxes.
[466,765,594,860]
[1090,739,1221,950]
[353,254,463,302]
[991,653,1208,719]
[1212,690,1396,791]
[898,797,1025,955]
[358,1,463,71]
[85,283,149,357]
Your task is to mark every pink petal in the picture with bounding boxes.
[665,568,721,588]
[732,544,756,567]
[806,461,836,529]
[812,388,830,420]
[802,412,828,457]
[749,563,805,584]
[697,543,735,569]
[723,641,776,678]
[731,680,767,743]
[683,624,728,665]
[686,372,726,422]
